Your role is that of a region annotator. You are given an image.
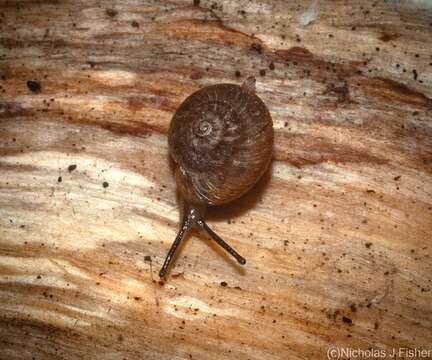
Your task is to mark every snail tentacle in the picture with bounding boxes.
[159,205,246,277]
[196,217,246,265]
[159,213,191,278]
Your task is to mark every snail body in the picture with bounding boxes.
[159,78,273,277]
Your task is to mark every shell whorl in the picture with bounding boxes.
[169,82,273,205]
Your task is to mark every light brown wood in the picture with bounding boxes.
[1,1,431,359]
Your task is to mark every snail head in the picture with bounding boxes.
[159,145,247,277]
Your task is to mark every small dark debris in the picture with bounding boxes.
[374,322,379,330]
[413,69,418,81]
[131,21,139,28]
[27,80,41,93]
[193,0,200,6]
[250,42,263,54]
[220,281,227,287]
[375,47,380,52]
[259,69,266,76]
[144,255,152,262]
[106,8,118,17]
[67,164,77,172]
[269,62,275,70]
[365,242,372,249]
[36,275,41,279]
[342,316,353,324]
[394,175,401,181]
[103,181,109,188]
[366,189,376,193]
[57,176,62,183]
[235,70,241,78]
[350,304,357,312]
[134,296,141,301]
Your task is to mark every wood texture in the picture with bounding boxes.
[1,1,431,359]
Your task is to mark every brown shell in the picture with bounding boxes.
[168,82,273,205]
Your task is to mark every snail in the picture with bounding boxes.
[159,77,274,278]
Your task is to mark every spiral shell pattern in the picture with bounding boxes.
[169,83,273,205]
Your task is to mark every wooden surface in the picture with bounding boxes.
[1,1,432,359]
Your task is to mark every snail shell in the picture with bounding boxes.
[169,80,274,205]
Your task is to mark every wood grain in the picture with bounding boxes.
[1,1,431,359]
